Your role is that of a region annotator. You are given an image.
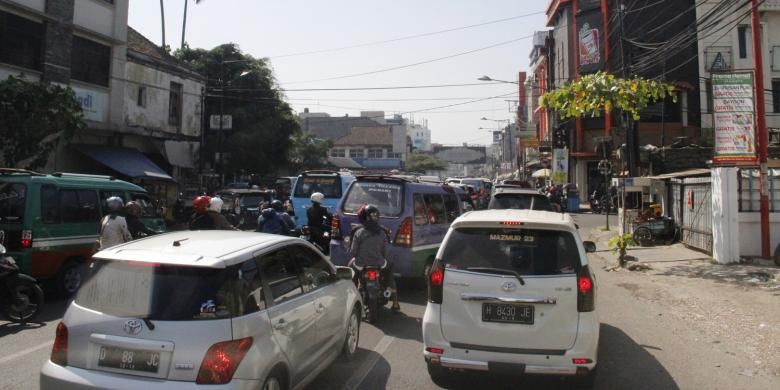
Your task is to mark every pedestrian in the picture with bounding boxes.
[189,195,216,230]
[256,201,287,235]
[349,204,400,312]
[98,196,132,250]
[207,197,239,230]
[125,201,159,239]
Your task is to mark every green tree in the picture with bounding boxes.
[288,131,332,171]
[405,153,448,173]
[174,43,300,177]
[0,76,85,169]
[540,71,676,120]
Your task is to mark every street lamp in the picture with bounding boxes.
[477,75,518,85]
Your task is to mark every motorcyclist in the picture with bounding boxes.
[271,200,296,233]
[189,195,215,230]
[256,201,288,235]
[98,196,132,250]
[125,201,159,239]
[349,204,400,312]
[207,197,239,230]
[306,192,331,248]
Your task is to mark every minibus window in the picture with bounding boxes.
[0,182,26,223]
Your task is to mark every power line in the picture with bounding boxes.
[219,82,516,92]
[282,34,536,85]
[269,11,545,59]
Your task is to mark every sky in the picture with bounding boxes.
[128,0,549,146]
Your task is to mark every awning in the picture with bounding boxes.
[164,141,198,169]
[74,144,174,181]
[647,168,710,180]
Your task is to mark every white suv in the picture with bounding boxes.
[41,230,361,390]
[422,210,599,388]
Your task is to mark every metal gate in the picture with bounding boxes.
[670,177,712,253]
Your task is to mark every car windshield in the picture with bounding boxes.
[294,176,342,198]
[461,179,483,191]
[0,182,26,223]
[489,193,553,211]
[342,181,404,217]
[441,228,579,276]
[76,259,245,320]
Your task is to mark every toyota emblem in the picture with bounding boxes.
[123,319,143,335]
[501,281,517,292]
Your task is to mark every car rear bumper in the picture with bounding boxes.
[40,361,260,390]
[432,357,581,375]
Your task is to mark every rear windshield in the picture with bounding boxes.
[489,193,553,211]
[294,176,342,198]
[461,180,483,191]
[0,182,26,223]
[441,228,580,275]
[76,260,245,320]
[343,181,404,217]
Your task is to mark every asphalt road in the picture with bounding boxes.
[3,213,770,389]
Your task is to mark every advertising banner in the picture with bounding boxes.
[578,9,604,75]
[552,148,569,185]
[712,72,756,163]
[493,131,502,144]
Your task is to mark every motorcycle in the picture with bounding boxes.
[0,244,44,324]
[589,191,602,214]
[300,216,331,255]
[352,261,391,324]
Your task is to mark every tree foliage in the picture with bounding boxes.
[0,76,85,169]
[405,153,448,173]
[174,43,300,176]
[288,131,332,171]
[540,72,676,120]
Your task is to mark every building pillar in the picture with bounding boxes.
[711,167,740,264]
[42,0,74,83]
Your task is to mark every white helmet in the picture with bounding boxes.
[208,197,224,212]
[310,192,325,204]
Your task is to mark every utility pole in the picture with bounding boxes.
[750,0,771,257]
[218,60,225,188]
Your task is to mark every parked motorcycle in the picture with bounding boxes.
[353,262,391,324]
[632,217,680,246]
[0,244,44,324]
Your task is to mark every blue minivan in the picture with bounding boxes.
[329,176,473,278]
[290,170,355,228]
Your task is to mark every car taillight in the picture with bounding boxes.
[366,269,378,281]
[51,322,68,366]
[577,265,595,312]
[426,347,444,354]
[394,217,413,247]
[331,214,341,240]
[428,260,444,304]
[196,337,253,385]
[20,230,32,248]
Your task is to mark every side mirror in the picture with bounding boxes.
[583,241,597,253]
[335,266,354,280]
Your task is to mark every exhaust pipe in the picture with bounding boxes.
[383,288,392,298]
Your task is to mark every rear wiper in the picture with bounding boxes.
[142,317,155,331]
[465,267,525,285]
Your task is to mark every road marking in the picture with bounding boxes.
[344,334,395,390]
[0,340,53,365]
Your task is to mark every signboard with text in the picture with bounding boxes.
[712,72,756,163]
[552,148,569,185]
[72,86,106,122]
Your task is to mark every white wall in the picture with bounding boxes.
[124,61,204,138]
[738,212,780,257]
[73,0,124,38]
[0,66,40,81]
[7,0,44,12]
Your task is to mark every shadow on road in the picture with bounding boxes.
[371,311,423,343]
[0,298,69,337]
[432,323,678,390]
[306,349,391,390]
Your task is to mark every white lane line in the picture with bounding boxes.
[344,334,395,390]
[0,340,53,365]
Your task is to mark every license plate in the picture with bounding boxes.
[98,346,160,373]
[482,303,534,324]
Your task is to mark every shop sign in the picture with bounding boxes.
[552,148,569,185]
[72,86,106,122]
[712,72,756,163]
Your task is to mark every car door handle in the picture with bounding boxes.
[273,319,288,330]
[316,303,325,313]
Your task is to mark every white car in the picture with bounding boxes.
[422,210,599,388]
[40,231,361,390]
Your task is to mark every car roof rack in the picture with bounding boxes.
[0,168,46,176]
[51,172,116,180]
[355,174,418,183]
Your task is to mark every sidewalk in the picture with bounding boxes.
[587,227,780,291]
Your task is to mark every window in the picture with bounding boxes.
[0,182,26,223]
[423,194,446,225]
[238,259,266,314]
[737,26,747,59]
[388,152,402,159]
[169,82,183,126]
[0,11,43,71]
[41,185,59,223]
[60,189,99,223]
[260,249,303,305]
[773,80,780,113]
[349,149,364,159]
[367,148,383,158]
[330,148,345,158]
[413,194,428,225]
[291,245,335,293]
[71,36,111,86]
[443,194,461,223]
[137,86,146,107]
[342,181,404,217]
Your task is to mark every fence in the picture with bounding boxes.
[738,169,780,212]
[671,177,713,254]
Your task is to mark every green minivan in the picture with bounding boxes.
[0,169,166,295]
